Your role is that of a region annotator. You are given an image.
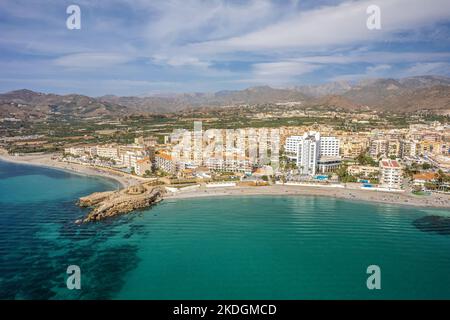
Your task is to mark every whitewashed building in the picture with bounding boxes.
[284,132,341,176]
[379,159,403,189]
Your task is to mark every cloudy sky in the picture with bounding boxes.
[1,0,450,96]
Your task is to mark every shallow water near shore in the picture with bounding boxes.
[1,160,450,299]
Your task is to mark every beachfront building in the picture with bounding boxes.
[317,157,342,173]
[204,156,252,174]
[285,132,341,176]
[348,165,380,177]
[121,151,143,171]
[135,157,152,176]
[95,145,119,160]
[412,172,437,189]
[319,136,340,157]
[64,146,86,157]
[296,132,320,175]
[155,152,177,174]
[379,159,403,189]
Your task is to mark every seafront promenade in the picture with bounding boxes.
[1,149,449,210]
[165,183,450,209]
[0,149,145,188]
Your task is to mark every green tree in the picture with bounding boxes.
[422,163,432,170]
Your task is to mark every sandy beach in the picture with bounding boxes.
[166,184,450,209]
[1,149,449,209]
[0,149,146,188]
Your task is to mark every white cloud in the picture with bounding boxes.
[295,52,450,65]
[253,61,321,77]
[143,0,280,45]
[400,62,450,77]
[54,53,134,68]
[152,54,211,68]
[366,64,391,74]
[185,0,450,54]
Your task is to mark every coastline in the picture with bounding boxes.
[0,149,145,189]
[1,149,449,210]
[165,184,450,210]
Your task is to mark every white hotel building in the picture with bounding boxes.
[379,159,403,189]
[285,132,340,176]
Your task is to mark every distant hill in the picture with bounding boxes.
[98,86,309,112]
[340,77,450,114]
[294,76,450,114]
[0,89,127,119]
[1,75,449,120]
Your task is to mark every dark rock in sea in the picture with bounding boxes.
[413,215,450,236]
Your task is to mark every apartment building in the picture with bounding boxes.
[64,146,86,157]
[387,139,401,158]
[342,140,367,159]
[135,157,152,176]
[348,165,380,177]
[155,152,177,174]
[319,136,340,157]
[400,139,418,158]
[379,159,403,189]
[204,156,252,173]
[369,139,388,159]
[96,145,119,160]
[121,151,143,170]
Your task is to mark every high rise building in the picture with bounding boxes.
[319,136,340,157]
[285,132,340,175]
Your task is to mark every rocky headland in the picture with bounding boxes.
[78,183,165,223]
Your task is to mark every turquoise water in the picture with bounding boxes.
[1,160,450,299]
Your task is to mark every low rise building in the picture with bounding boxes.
[412,172,437,188]
[64,146,86,157]
[348,165,380,177]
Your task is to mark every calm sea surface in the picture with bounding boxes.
[1,160,450,299]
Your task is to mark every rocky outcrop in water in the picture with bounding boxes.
[77,183,165,223]
[412,215,450,236]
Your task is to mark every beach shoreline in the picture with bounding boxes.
[165,184,450,210]
[0,149,145,188]
[1,149,449,209]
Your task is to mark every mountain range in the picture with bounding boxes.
[1,75,449,120]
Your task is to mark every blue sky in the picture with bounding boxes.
[1,0,450,96]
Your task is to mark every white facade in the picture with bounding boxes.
[284,132,340,176]
[64,146,86,157]
[379,159,403,189]
[319,137,340,157]
[155,153,177,174]
[204,157,252,173]
[369,139,388,158]
[96,145,119,160]
[285,136,303,158]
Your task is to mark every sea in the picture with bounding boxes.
[0,160,450,299]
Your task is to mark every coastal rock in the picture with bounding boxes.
[78,183,165,223]
[78,191,115,207]
[412,215,450,236]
